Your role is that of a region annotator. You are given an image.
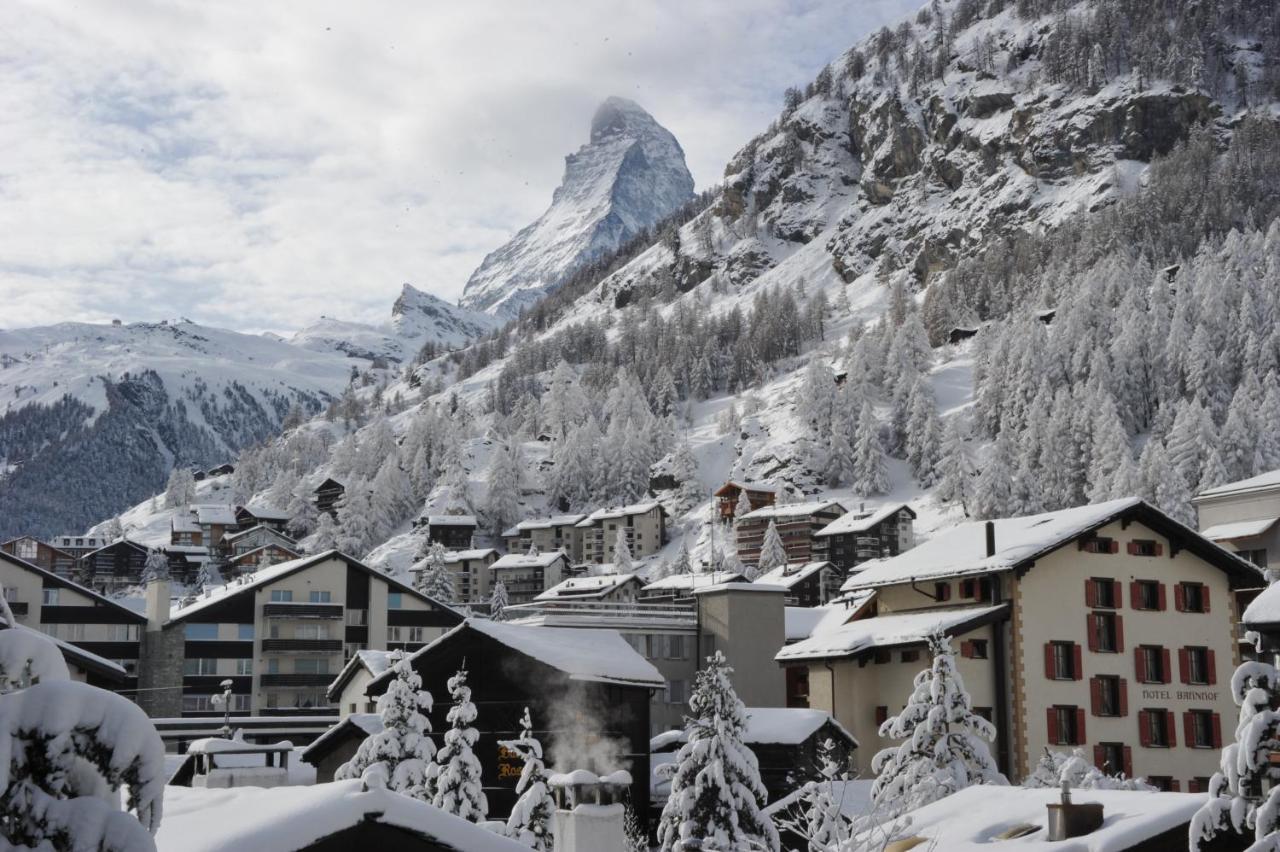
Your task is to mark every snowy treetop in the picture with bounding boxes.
[814,503,914,537]
[776,604,1006,663]
[1243,582,1280,626]
[655,707,855,748]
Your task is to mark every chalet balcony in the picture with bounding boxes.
[261,639,343,654]
[855,536,881,546]
[259,673,335,687]
[262,603,343,620]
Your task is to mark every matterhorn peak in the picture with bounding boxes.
[460,96,695,319]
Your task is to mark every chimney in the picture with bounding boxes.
[1046,780,1104,840]
[549,769,630,852]
[144,573,171,632]
[985,521,996,558]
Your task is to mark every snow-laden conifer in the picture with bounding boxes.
[757,520,787,575]
[336,653,436,800]
[500,707,554,850]
[432,667,488,822]
[851,399,889,496]
[142,548,169,583]
[735,488,753,521]
[414,541,456,603]
[1021,748,1152,791]
[612,533,634,574]
[490,580,509,621]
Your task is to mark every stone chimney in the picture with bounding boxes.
[548,769,630,852]
[985,521,996,558]
[144,572,171,632]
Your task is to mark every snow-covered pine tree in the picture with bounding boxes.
[500,707,554,850]
[312,510,339,552]
[1190,651,1280,850]
[672,440,702,514]
[624,802,648,852]
[442,439,472,514]
[490,580,509,621]
[657,651,779,852]
[286,479,319,538]
[905,376,942,486]
[1022,747,1153,791]
[973,431,1014,520]
[432,667,488,822]
[852,399,890,496]
[871,634,1005,819]
[486,436,523,536]
[0,598,166,851]
[936,416,973,513]
[142,548,170,584]
[337,652,436,799]
[757,519,787,575]
[414,542,456,603]
[104,514,125,541]
[734,488,753,521]
[612,533,634,574]
[165,467,196,508]
[774,738,855,852]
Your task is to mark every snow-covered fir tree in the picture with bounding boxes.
[1022,748,1152,791]
[0,596,166,851]
[336,653,436,800]
[414,541,456,604]
[499,707,554,850]
[491,580,509,621]
[871,634,1005,819]
[612,533,634,574]
[735,488,753,521]
[672,440,703,514]
[774,738,856,852]
[851,399,889,496]
[142,547,169,583]
[432,667,487,822]
[165,467,196,508]
[486,435,523,536]
[1191,646,1280,850]
[757,519,787,576]
[657,651,779,852]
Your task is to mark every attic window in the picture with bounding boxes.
[1079,537,1118,554]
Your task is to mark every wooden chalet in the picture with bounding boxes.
[228,543,301,574]
[715,481,778,522]
[0,536,76,577]
[812,503,917,573]
[235,504,291,533]
[77,538,151,592]
[416,514,478,550]
[314,478,346,518]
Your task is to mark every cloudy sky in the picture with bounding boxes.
[1,0,917,333]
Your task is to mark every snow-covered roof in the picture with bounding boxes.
[783,595,874,642]
[845,498,1207,590]
[383,618,664,689]
[775,604,1007,662]
[327,649,398,699]
[764,779,873,822]
[1244,580,1280,625]
[1201,517,1279,542]
[652,707,855,749]
[187,737,292,755]
[691,582,786,595]
[193,504,238,526]
[441,548,499,563]
[717,480,779,494]
[575,502,662,525]
[425,514,477,527]
[302,714,384,764]
[239,503,290,521]
[642,570,745,591]
[873,785,1203,851]
[814,503,915,537]
[755,561,832,589]
[535,573,641,600]
[229,543,299,563]
[739,499,847,521]
[504,514,587,535]
[157,779,530,852]
[1195,468,1280,500]
[491,551,568,570]
[222,524,296,544]
[171,514,201,534]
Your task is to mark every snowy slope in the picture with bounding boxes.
[460,97,696,318]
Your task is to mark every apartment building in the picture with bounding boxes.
[754,561,839,607]
[488,551,569,604]
[534,573,644,604]
[812,503,916,573]
[49,534,110,560]
[0,550,145,689]
[501,514,587,562]
[431,548,499,603]
[1,536,76,577]
[576,502,667,564]
[736,500,847,567]
[1193,469,1280,569]
[777,498,1257,792]
[137,550,462,719]
[417,515,478,550]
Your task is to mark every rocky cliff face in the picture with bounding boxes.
[460,97,696,319]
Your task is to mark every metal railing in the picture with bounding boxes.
[262,603,344,619]
[506,599,697,628]
[261,639,343,654]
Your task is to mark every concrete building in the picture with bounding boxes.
[576,503,667,564]
[416,547,499,604]
[48,534,110,560]
[736,500,847,567]
[1193,469,1280,569]
[776,498,1259,792]
[812,503,916,574]
[535,573,644,605]
[502,514,587,561]
[488,551,570,604]
[137,550,462,719]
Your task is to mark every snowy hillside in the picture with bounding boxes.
[460,97,696,319]
[292,284,496,363]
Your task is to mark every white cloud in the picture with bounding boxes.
[0,0,919,332]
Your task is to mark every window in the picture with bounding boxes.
[1241,549,1268,568]
[1046,641,1079,680]
[346,610,368,626]
[2,587,18,604]
[1177,582,1208,613]
[269,590,293,602]
[237,624,254,640]
[1189,777,1213,794]
[41,588,59,606]
[181,694,214,713]
[296,624,329,640]
[1080,537,1117,554]
[974,706,993,722]
[232,694,251,712]
[267,658,280,674]
[107,624,138,641]
[16,539,37,559]
[295,659,329,675]
[875,706,888,726]
[1092,675,1125,717]
[1088,612,1121,653]
[1182,647,1214,685]
[183,658,217,676]
[666,680,687,704]
[266,693,279,709]
[873,649,891,664]
[1132,580,1163,611]
[1187,710,1220,749]
[269,624,282,639]
[1141,709,1173,748]
[184,623,218,641]
[1048,705,1084,745]
[1096,742,1129,777]
[933,582,951,602]
[1147,776,1177,792]
[408,627,425,643]
[236,659,253,675]
[1089,578,1118,608]
[1136,646,1168,684]
[961,639,988,660]
[387,626,403,642]
[666,635,686,660]
[387,592,403,609]
[308,591,332,603]
[900,649,920,664]
[344,642,364,660]
[1128,539,1162,557]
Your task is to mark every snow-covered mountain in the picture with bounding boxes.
[460,96,696,319]
[292,283,496,363]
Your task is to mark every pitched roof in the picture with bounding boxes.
[1195,468,1280,501]
[653,707,856,749]
[238,503,291,521]
[441,548,499,563]
[1201,517,1280,542]
[425,514,477,527]
[714,481,779,496]
[302,713,384,765]
[171,514,202,534]
[327,649,397,700]
[166,551,463,625]
[535,573,642,600]
[491,551,569,570]
[739,500,847,521]
[229,544,300,564]
[754,561,832,589]
[193,504,238,526]
[843,498,1261,590]
[0,551,145,623]
[814,503,915,537]
[504,514,588,535]
[576,502,662,525]
[222,524,297,545]
[775,604,1008,662]
[369,618,664,690]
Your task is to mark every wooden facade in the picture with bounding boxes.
[0,536,76,577]
[314,478,346,518]
[714,481,778,522]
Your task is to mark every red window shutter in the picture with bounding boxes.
[1154,543,1164,557]
[1135,648,1147,683]
[1087,616,1100,652]
[1170,780,1181,792]
[1207,649,1217,685]
[1073,644,1083,681]
[1129,581,1140,608]
[875,706,887,726]
[1160,647,1171,684]
[1113,580,1122,607]
[1127,541,1137,555]
[1183,711,1194,746]
[1075,708,1086,745]
[960,579,973,598]
[1093,744,1105,770]
[960,640,973,659]
[1189,779,1200,794]
[1123,746,1133,778]
[1212,713,1222,748]
[1165,711,1178,747]
[1118,678,1129,716]
[1047,708,1059,744]
[1090,678,1102,715]
[1157,583,1167,611]
[1044,643,1056,678]
[1085,579,1097,608]
[1115,615,1124,653]
[1174,583,1185,612]
[1203,586,1211,612]
[939,583,951,601]
[1109,540,1119,554]
[1178,648,1190,684]
[1139,711,1152,747]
